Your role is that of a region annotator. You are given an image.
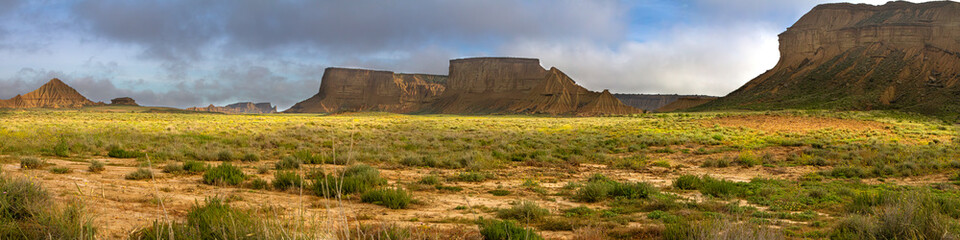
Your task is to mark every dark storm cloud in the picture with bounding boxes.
[70,0,625,62]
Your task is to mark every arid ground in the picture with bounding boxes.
[1,107,958,239]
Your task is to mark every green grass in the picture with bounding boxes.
[496,201,549,222]
[360,188,412,209]
[489,189,511,196]
[272,171,303,191]
[478,218,543,240]
[202,163,246,186]
[573,174,658,202]
[49,167,72,174]
[129,198,295,240]
[310,164,386,197]
[274,156,301,170]
[0,175,96,239]
[107,147,144,159]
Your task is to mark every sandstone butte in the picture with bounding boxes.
[0,78,102,109]
[613,94,718,112]
[187,102,278,114]
[286,57,642,116]
[110,97,138,106]
[699,1,960,116]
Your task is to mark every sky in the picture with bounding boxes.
[0,0,937,110]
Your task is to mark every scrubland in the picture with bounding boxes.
[0,108,958,239]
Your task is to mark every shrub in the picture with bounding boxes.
[574,175,657,202]
[202,163,246,186]
[162,163,185,174]
[53,140,70,157]
[125,168,154,180]
[217,150,234,161]
[248,178,269,190]
[241,153,260,162]
[272,171,303,191]
[496,201,549,222]
[826,166,870,179]
[361,188,412,209]
[20,157,44,169]
[107,148,144,158]
[311,164,385,197]
[674,175,702,190]
[49,167,72,174]
[417,175,441,185]
[88,160,105,173]
[182,160,208,174]
[275,156,301,170]
[0,176,96,239]
[478,218,544,240]
[699,176,739,198]
[832,190,960,239]
[129,198,276,240]
[489,189,511,196]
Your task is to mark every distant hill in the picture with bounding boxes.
[613,94,717,112]
[0,78,102,109]
[697,1,960,119]
[188,102,277,114]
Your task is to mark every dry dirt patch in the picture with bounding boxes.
[703,115,889,133]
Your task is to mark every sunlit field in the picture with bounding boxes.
[1,107,959,239]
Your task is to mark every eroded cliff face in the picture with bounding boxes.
[285,68,446,113]
[613,94,718,112]
[286,58,641,116]
[188,102,277,114]
[0,78,101,109]
[703,1,960,116]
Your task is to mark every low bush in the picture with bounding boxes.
[311,164,386,197]
[241,153,260,162]
[162,163,185,174]
[831,190,960,239]
[217,150,234,161]
[496,201,549,222]
[573,175,658,202]
[673,175,702,190]
[20,157,44,169]
[248,178,269,190]
[125,168,154,180]
[49,167,72,174]
[88,160,105,173]
[107,148,144,159]
[272,171,303,191]
[182,160,208,174]
[0,175,96,239]
[202,163,246,186]
[416,175,441,185]
[129,198,286,240]
[275,156,301,170]
[361,188,412,209]
[698,175,739,198]
[478,218,543,240]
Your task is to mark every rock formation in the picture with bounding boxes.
[614,94,718,112]
[285,68,446,113]
[286,57,642,116]
[655,96,718,112]
[700,1,960,116]
[110,97,138,106]
[0,78,101,109]
[188,102,278,114]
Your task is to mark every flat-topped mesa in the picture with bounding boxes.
[428,57,641,115]
[0,78,101,109]
[700,1,960,116]
[188,102,278,114]
[284,67,447,113]
[286,57,641,116]
[110,97,138,106]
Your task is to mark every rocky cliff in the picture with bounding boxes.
[285,68,446,113]
[700,1,960,116]
[188,102,278,114]
[614,94,718,111]
[0,78,101,109]
[286,58,642,116]
[426,57,641,115]
[655,96,718,112]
